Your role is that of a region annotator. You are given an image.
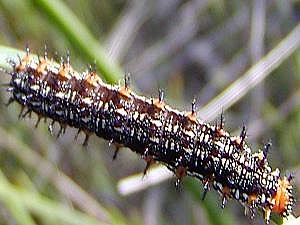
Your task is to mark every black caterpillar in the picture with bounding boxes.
[3,47,294,223]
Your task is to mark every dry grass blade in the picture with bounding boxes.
[198,23,300,121]
[0,127,110,223]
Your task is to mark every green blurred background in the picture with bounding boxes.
[0,0,299,225]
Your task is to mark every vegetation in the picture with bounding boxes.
[0,0,299,224]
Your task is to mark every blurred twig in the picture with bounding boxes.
[248,0,266,126]
[118,165,172,196]
[198,23,300,121]
[125,0,209,77]
[105,0,149,62]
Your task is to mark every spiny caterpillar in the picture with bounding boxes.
[2,47,294,223]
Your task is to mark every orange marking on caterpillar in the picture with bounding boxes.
[271,177,293,214]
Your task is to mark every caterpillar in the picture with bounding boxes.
[2,47,294,224]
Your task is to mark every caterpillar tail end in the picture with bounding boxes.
[265,176,294,224]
